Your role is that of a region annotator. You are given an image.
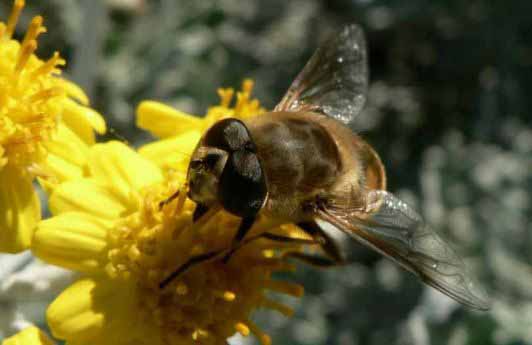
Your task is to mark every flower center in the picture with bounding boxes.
[0,2,67,171]
[106,176,304,345]
[204,79,266,127]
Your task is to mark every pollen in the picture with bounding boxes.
[104,172,304,345]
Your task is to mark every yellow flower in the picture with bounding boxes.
[32,141,305,345]
[136,79,264,171]
[2,326,55,345]
[0,0,106,252]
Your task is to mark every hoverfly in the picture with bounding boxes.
[161,25,490,311]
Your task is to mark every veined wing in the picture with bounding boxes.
[275,24,368,125]
[316,190,490,310]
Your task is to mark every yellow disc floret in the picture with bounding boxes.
[33,142,305,345]
[106,177,303,345]
[0,0,105,173]
[0,0,106,253]
[205,79,265,124]
[0,12,60,170]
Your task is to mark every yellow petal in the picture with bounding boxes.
[88,141,163,205]
[47,278,138,345]
[32,212,110,274]
[45,123,90,169]
[138,130,201,170]
[62,100,106,144]
[47,279,103,344]
[56,78,90,105]
[0,166,40,253]
[40,153,84,185]
[136,101,203,138]
[2,326,55,345]
[36,176,57,195]
[49,179,126,219]
[78,105,106,135]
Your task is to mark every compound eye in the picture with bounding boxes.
[203,153,220,170]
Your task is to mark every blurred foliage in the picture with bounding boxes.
[2,0,531,344]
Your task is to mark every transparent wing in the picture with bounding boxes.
[275,24,368,124]
[317,190,490,310]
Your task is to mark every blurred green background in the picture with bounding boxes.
[2,0,531,344]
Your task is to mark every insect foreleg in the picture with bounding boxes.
[221,216,256,263]
[297,221,347,264]
[159,231,319,288]
[158,189,180,209]
[193,203,210,222]
[282,251,339,267]
[159,250,221,289]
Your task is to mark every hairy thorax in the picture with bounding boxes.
[245,111,358,221]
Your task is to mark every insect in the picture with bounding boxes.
[160,24,490,311]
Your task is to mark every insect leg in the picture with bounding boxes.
[158,189,180,209]
[258,232,319,245]
[159,250,221,289]
[221,216,256,263]
[282,251,338,267]
[160,232,318,289]
[297,221,346,264]
[193,203,210,222]
[224,231,321,260]
[243,230,337,267]
[222,218,347,267]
